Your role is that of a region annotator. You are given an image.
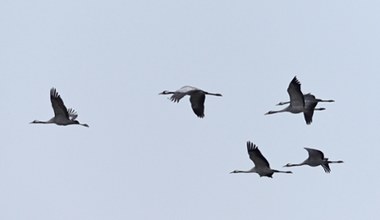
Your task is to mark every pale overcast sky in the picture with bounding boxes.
[1,1,379,219]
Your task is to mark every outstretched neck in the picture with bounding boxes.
[265,108,288,115]
[71,120,89,127]
[80,123,89,127]
[230,170,252,174]
[159,91,175,95]
[328,160,344,164]
[314,107,326,111]
[205,92,222,97]
[277,101,290,105]
[30,120,51,124]
[273,170,292,174]
[319,99,335,103]
[284,163,303,167]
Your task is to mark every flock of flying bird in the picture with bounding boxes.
[30,76,343,178]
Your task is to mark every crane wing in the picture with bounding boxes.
[303,103,318,124]
[50,88,69,119]
[67,108,78,120]
[247,141,270,168]
[170,93,187,102]
[287,76,305,108]
[321,162,331,173]
[303,109,316,125]
[177,86,199,93]
[304,147,325,160]
[169,86,199,102]
[303,94,319,124]
[190,92,205,118]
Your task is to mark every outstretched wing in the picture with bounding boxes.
[303,93,318,124]
[304,147,325,160]
[67,108,78,120]
[170,86,199,102]
[247,141,270,168]
[287,76,305,108]
[50,88,69,119]
[321,162,331,173]
[170,93,187,102]
[190,92,205,118]
[304,148,331,173]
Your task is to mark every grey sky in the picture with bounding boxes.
[1,0,379,219]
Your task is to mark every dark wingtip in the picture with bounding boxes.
[246,141,253,148]
[169,97,180,103]
[290,76,301,86]
[195,112,205,118]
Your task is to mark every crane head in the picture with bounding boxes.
[72,120,89,127]
[159,90,171,95]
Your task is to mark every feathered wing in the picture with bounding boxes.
[304,147,325,160]
[50,88,69,119]
[321,162,331,173]
[67,108,78,120]
[304,148,333,173]
[177,86,199,93]
[303,103,318,124]
[169,86,199,102]
[190,92,205,118]
[170,93,187,102]
[287,77,305,108]
[303,109,316,124]
[247,142,270,168]
[303,93,318,124]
